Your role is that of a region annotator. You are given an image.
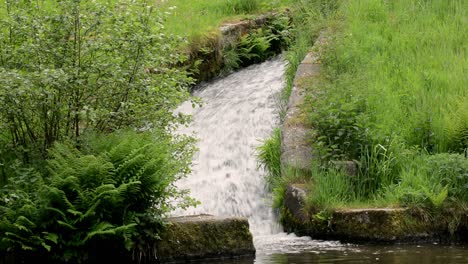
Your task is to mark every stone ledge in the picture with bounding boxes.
[156,215,255,263]
[280,33,327,172]
[281,184,468,243]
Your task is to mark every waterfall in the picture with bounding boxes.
[174,56,284,235]
[173,57,344,254]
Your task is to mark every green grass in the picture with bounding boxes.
[257,128,282,186]
[299,0,467,209]
[157,0,294,39]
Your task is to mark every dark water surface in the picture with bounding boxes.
[200,244,468,264]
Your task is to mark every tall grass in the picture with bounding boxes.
[321,0,466,154]
[307,168,353,209]
[257,128,282,186]
[304,0,467,208]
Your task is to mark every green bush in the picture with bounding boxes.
[424,154,468,202]
[0,0,192,160]
[0,130,195,262]
[222,14,292,71]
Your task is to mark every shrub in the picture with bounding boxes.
[0,130,195,262]
[0,0,192,160]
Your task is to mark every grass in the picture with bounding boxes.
[256,0,467,213]
[299,0,467,209]
[157,0,294,39]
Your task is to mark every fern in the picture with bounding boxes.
[0,130,194,261]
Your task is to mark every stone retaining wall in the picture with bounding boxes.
[282,184,468,243]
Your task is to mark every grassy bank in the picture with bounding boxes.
[260,0,467,218]
[157,0,295,82]
[158,0,294,39]
[306,0,467,208]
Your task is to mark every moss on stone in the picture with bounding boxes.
[281,184,468,243]
[155,215,255,263]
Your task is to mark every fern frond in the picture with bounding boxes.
[82,222,137,244]
[12,223,32,233]
[45,186,75,210]
[44,207,67,219]
[42,232,59,244]
[57,220,77,230]
[77,199,101,224]
[15,216,36,229]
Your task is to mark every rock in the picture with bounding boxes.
[331,208,410,241]
[281,184,468,243]
[280,34,327,172]
[283,184,309,222]
[156,215,255,263]
[331,160,358,176]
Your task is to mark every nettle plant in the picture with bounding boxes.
[0,0,192,158]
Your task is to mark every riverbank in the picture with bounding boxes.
[0,0,295,262]
[259,0,468,244]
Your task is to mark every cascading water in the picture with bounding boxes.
[172,57,468,263]
[174,57,284,235]
[174,56,344,254]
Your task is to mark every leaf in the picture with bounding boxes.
[66,209,83,217]
[43,232,59,244]
[57,220,77,230]
[41,241,51,252]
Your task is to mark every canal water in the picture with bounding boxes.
[174,57,468,263]
[202,243,468,264]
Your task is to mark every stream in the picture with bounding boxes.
[174,57,468,263]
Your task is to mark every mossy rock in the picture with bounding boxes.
[156,215,255,263]
[280,184,468,243]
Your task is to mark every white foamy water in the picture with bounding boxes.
[173,56,345,253]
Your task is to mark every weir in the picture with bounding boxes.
[175,57,285,237]
[173,57,343,253]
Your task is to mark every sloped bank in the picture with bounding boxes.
[185,12,292,84]
[279,33,468,244]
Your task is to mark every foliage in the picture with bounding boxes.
[223,14,293,72]
[158,0,294,40]
[308,80,368,161]
[298,0,467,208]
[381,153,468,207]
[257,128,282,187]
[0,0,192,161]
[223,0,260,14]
[0,130,196,262]
[425,154,468,201]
